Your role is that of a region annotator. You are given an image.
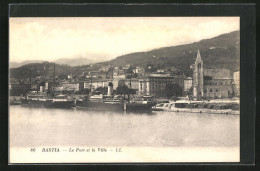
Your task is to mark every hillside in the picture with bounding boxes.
[102,31,240,73]
[9,62,73,79]
[9,60,45,68]
[10,31,240,79]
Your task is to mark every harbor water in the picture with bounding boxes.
[9,105,239,148]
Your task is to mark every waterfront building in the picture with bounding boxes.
[138,75,185,98]
[203,78,233,98]
[192,50,234,100]
[184,77,193,92]
[233,70,240,96]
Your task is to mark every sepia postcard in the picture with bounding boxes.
[9,16,240,163]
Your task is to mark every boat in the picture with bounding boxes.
[152,103,172,111]
[125,96,156,112]
[21,91,75,108]
[76,95,124,111]
[9,96,22,105]
[169,101,240,115]
[76,95,156,112]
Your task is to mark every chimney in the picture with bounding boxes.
[107,82,113,96]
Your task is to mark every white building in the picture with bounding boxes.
[184,77,193,92]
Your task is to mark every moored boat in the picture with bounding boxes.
[125,95,156,112]
[21,91,75,109]
[76,95,124,111]
[152,103,172,111]
[169,101,240,115]
[76,95,156,113]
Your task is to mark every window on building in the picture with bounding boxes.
[210,89,213,92]
[198,63,201,68]
[216,89,219,92]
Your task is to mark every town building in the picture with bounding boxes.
[122,64,131,70]
[192,50,234,100]
[132,66,145,75]
[233,70,240,96]
[85,71,108,79]
[45,81,57,91]
[100,65,111,72]
[61,82,84,92]
[113,69,125,77]
[204,67,233,79]
[184,77,193,93]
[112,76,126,90]
[138,75,185,98]
[118,79,139,90]
[84,79,112,90]
[203,78,233,98]
[156,69,166,73]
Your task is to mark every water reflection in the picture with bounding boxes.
[9,106,239,148]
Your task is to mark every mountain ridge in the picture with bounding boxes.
[101,30,239,73]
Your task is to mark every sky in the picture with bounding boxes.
[9,17,239,63]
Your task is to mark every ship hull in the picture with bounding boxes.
[76,101,124,112]
[125,103,155,112]
[76,100,155,113]
[21,99,75,109]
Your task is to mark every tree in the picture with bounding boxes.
[116,84,136,100]
[163,83,182,99]
[116,84,128,100]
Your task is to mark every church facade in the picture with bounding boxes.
[192,50,234,100]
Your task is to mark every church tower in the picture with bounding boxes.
[193,50,204,100]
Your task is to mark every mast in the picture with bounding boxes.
[128,72,132,102]
[53,63,56,84]
[130,72,132,89]
[44,64,46,82]
[29,68,32,90]
[90,71,92,95]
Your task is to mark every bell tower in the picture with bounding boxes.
[193,50,204,100]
